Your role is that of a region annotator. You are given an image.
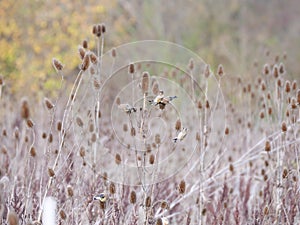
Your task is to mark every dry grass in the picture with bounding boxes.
[0,24,299,225]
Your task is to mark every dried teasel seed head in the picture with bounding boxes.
[279,62,285,74]
[142,72,149,93]
[52,58,64,72]
[178,180,186,194]
[109,183,116,194]
[48,133,53,143]
[21,99,30,119]
[260,111,265,119]
[128,63,135,74]
[229,164,234,172]
[26,119,34,128]
[145,196,152,208]
[224,127,229,135]
[188,58,194,70]
[268,107,272,115]
[48,168,55,177]
[91,133,97,142]
[81,53,90,71]
[76,117,84,127]
[204,64,210,78]
[93,78,100,89]
[131,127,136,136]
[111,48,117,58]
[90,52,98,64]
[30,146,36,157]
[281,121,287,132]
[217,64,224,76]
[175,119,181,131]
[152,81,159,95]
[123,124,128,132]
[116,97,121,105]
[96,24,102,37]
[282,168,288,179]
[82,39,88,49]
[0,76,3,86]
[285,81,291,93]
[44,98,54,110]
[197,100,202,109]
[265,140,271,152]
[78,46,86,60]
[14,127,19,139]
[272,65,279,78]
[101,23,106,33]
[149,154,155,164]
[264,206,269,215]
[263,64,270,75]
[56,121,62,131]
[261,81,266,91]
[130,191,136,204]
[60,209,67,220]
[297,89,300,105]
[92,24,97,35]
[79,147,85,158]
[155,134,161,144]
[115,153,121,165]
[205,100,210,109]
[161,201,169,209]
[67,185,74,197]
[292,80,297,90]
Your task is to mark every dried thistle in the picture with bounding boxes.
[281,121,287,132]
[145,196,152,208]
[52,58,64,72]
[81,53,90,71]
[130,191,136,204]
[111,48,117,58]
[115,153,121,165]
[82,39,88,49]
[109,183,116,194]
[30,147,36,157]
[44,98,54,110]
[142,72,149,93]
[67,185,74,197]
[60,209,67,220]
[217,64,224,76]
[263,64,270,75]
[149,154,155,164]
[26,119,34,128]
[175,119,181,131]
[128,63,135,74]
[78,46,86,60]
[79,147,85,158]
[21,99,30,119]
[76,117,84,127]
[90,52,98,64]
[178,180,186,194]
[48,168,55,177]
[204,64,210,78]
[265,140,271,152]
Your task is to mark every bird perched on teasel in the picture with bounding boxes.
[93,192,107,203]
[173,127,188,142]
[118,103,137,114]
[149,90,177,109]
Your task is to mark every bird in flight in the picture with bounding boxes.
[173,127,188,142]
[118,103,137,114]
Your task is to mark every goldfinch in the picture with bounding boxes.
[149,90,177,109]
[173,127,188,142]
[118,103,137,114]
[93,193,107,203]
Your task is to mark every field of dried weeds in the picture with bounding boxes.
[0,24,299,225]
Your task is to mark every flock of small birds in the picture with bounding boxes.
[97,90,186,225]
[117,90,188,143]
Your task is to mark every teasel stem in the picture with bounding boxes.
[38,70,84,222]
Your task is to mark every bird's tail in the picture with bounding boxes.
[173,138,178,143]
